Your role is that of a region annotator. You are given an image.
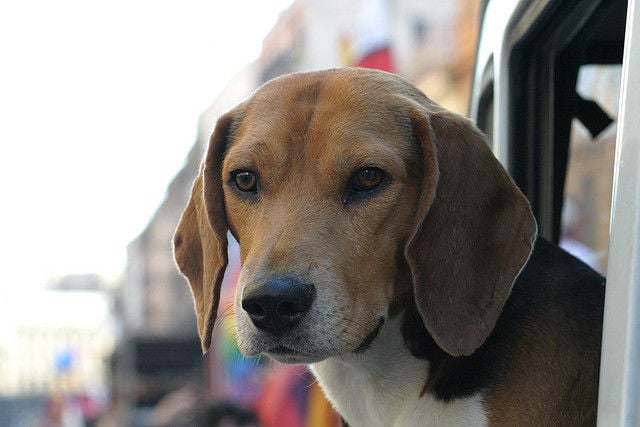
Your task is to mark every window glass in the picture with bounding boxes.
[561,65,621,274]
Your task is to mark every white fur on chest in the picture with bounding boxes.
[310,316,487,427]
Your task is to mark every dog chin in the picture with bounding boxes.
[240,343,328,364]
[265,348,327,364]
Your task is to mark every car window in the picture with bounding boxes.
[561,65,621,274]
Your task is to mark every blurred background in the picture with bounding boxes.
[1,0,486,425]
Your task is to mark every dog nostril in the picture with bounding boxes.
[244,301,266,318]
[277,301,301,318]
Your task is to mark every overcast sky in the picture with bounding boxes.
[0,0,293,289]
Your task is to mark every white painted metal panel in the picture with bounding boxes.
[598,0,640,424]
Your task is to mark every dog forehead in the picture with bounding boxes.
[247,69,407,114]
[231,70,413,156]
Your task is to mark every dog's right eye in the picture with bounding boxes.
[232,170,258,193]
[344,167,388,204]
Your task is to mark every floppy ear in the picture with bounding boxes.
[405,107,537,357]
[173,111,240,353]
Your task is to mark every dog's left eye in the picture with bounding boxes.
[345,167,387,204]
[350,167,385,192]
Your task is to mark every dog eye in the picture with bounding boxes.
[349,167,385,192]
[232,170,258,193]
[343,167,388,204]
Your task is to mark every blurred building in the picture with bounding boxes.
[258,0,480,114]
[117,0,481,425]
[0,275,114,424]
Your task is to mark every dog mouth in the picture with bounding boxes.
[262,316,386,363]
[354,316,385,353]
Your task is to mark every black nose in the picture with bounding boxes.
[242,277,316,335]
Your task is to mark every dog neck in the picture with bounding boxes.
[310,314,488,427]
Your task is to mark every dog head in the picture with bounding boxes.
[174,68,537,361]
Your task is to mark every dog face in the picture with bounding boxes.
[221,73,422,363]
[174,68,537,361]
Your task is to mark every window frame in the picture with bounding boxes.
[470,0,639,424]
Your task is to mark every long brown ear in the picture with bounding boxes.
[173,112,240,353]
[405,107,537,357]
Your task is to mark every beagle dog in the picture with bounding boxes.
[174,68,605,426]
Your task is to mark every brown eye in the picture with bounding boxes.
[344,167,388,204]
[233,170,257,193]
[350,167,385,192]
